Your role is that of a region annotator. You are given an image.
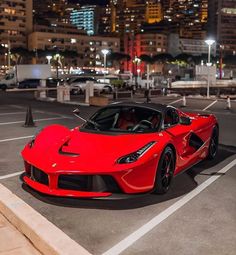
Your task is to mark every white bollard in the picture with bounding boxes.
[39,79,47,99]
[226,96,231,110]
[57,86,64,103]
[85,81,94,104]
[182,95,186,107]
[63,85,70,101]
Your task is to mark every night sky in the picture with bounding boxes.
[69,0,109,5]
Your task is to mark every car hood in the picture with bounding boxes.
[23,128,158,173]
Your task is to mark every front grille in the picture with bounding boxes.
[58,174,121,193]
[30,166,49,186]
[58,175,91,191]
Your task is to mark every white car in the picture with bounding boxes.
[69,77,113,94]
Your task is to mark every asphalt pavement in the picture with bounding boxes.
[0,91,235,255]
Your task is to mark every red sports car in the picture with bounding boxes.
[21,102,219,198]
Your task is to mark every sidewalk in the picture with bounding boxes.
[0,212,41,255]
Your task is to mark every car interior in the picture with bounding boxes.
[83,106,162,133]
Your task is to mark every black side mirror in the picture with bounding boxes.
[179,116,191,125]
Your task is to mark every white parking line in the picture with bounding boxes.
[202,100,218,111]
[0,112,25,116]
[0,171,23,180]
[169,98,182,105]
[0,116,68,126]
[103,158,236,255]
[0,135,33,143]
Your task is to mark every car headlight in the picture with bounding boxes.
[117,141,156,164]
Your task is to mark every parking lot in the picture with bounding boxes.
[0,91,236,255]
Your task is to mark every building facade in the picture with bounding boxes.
[70,5,100,35]
[0,0,33,49]
[217,0,236,55]
[124,33,168,74]
[28,32,120,69]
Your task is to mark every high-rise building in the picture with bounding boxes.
[146,0,163,24]
[217,0,236,55]
[0,0,33,48]
[33,0,78,25]
[207,0,218,38]
[70,5,100,35]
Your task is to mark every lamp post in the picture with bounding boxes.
[205,39,215,98]
[1,43,11,69]
[46,55,52,65]
[101,49,109,77]
[133,56,141,89]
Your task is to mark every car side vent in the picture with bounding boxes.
[189,133,204,150]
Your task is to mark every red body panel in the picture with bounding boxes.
[21,111,218,198]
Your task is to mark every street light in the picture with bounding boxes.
[101,49,109,76]
[1,42,11,69]
[205,39,215,98]
[46,55,52,64]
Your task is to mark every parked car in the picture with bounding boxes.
[46,78,63,88]
[68,76,113,94]
[18,79,40,89]
[21,102,218,198]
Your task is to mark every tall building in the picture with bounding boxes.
[207,0,218,38]
[146,0,163,24]
[33,0,78,25]
[70,5,100,35]
[0,0,33,49]
[217,0,236,55]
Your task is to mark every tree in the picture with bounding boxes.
[139,54,155,64]
[108,52,131,62]
[11,47,33,64]
[153,53,174,63]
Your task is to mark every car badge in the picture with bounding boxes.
[52,163,57,168]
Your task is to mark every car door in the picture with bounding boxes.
[163,107,193,174]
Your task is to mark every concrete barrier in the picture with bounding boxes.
[113,90,133,99]
[89,96,109,106]
[149,89,162,97]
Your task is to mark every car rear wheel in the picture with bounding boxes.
[207,126,219,160]
[153,146,175,194]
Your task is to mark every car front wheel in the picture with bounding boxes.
[153,146,175,194]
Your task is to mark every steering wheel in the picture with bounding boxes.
[132,120,153,131]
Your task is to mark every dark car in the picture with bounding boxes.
[18,79,40,89]
[46,78,63,88]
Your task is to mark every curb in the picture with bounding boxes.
[0,184,91,255]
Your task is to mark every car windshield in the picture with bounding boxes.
[82,106,162,133]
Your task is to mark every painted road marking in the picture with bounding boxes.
[0,116,68,126]
[0,171,23,180]
[0,136,33,143]
[202,100,218,111]
[103,158,236,255]
[169,98,182,105]
[0,112,26,116]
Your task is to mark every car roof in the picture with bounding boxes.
[109,101,169,114]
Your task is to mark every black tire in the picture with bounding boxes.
[104,86,112,94]
[0,84,7,91]
[207,126,219,160]
[153,146,175,194]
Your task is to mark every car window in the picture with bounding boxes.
[82,106,162,133]
[164,108,179,128]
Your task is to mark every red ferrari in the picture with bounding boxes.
[21,102,219,198]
